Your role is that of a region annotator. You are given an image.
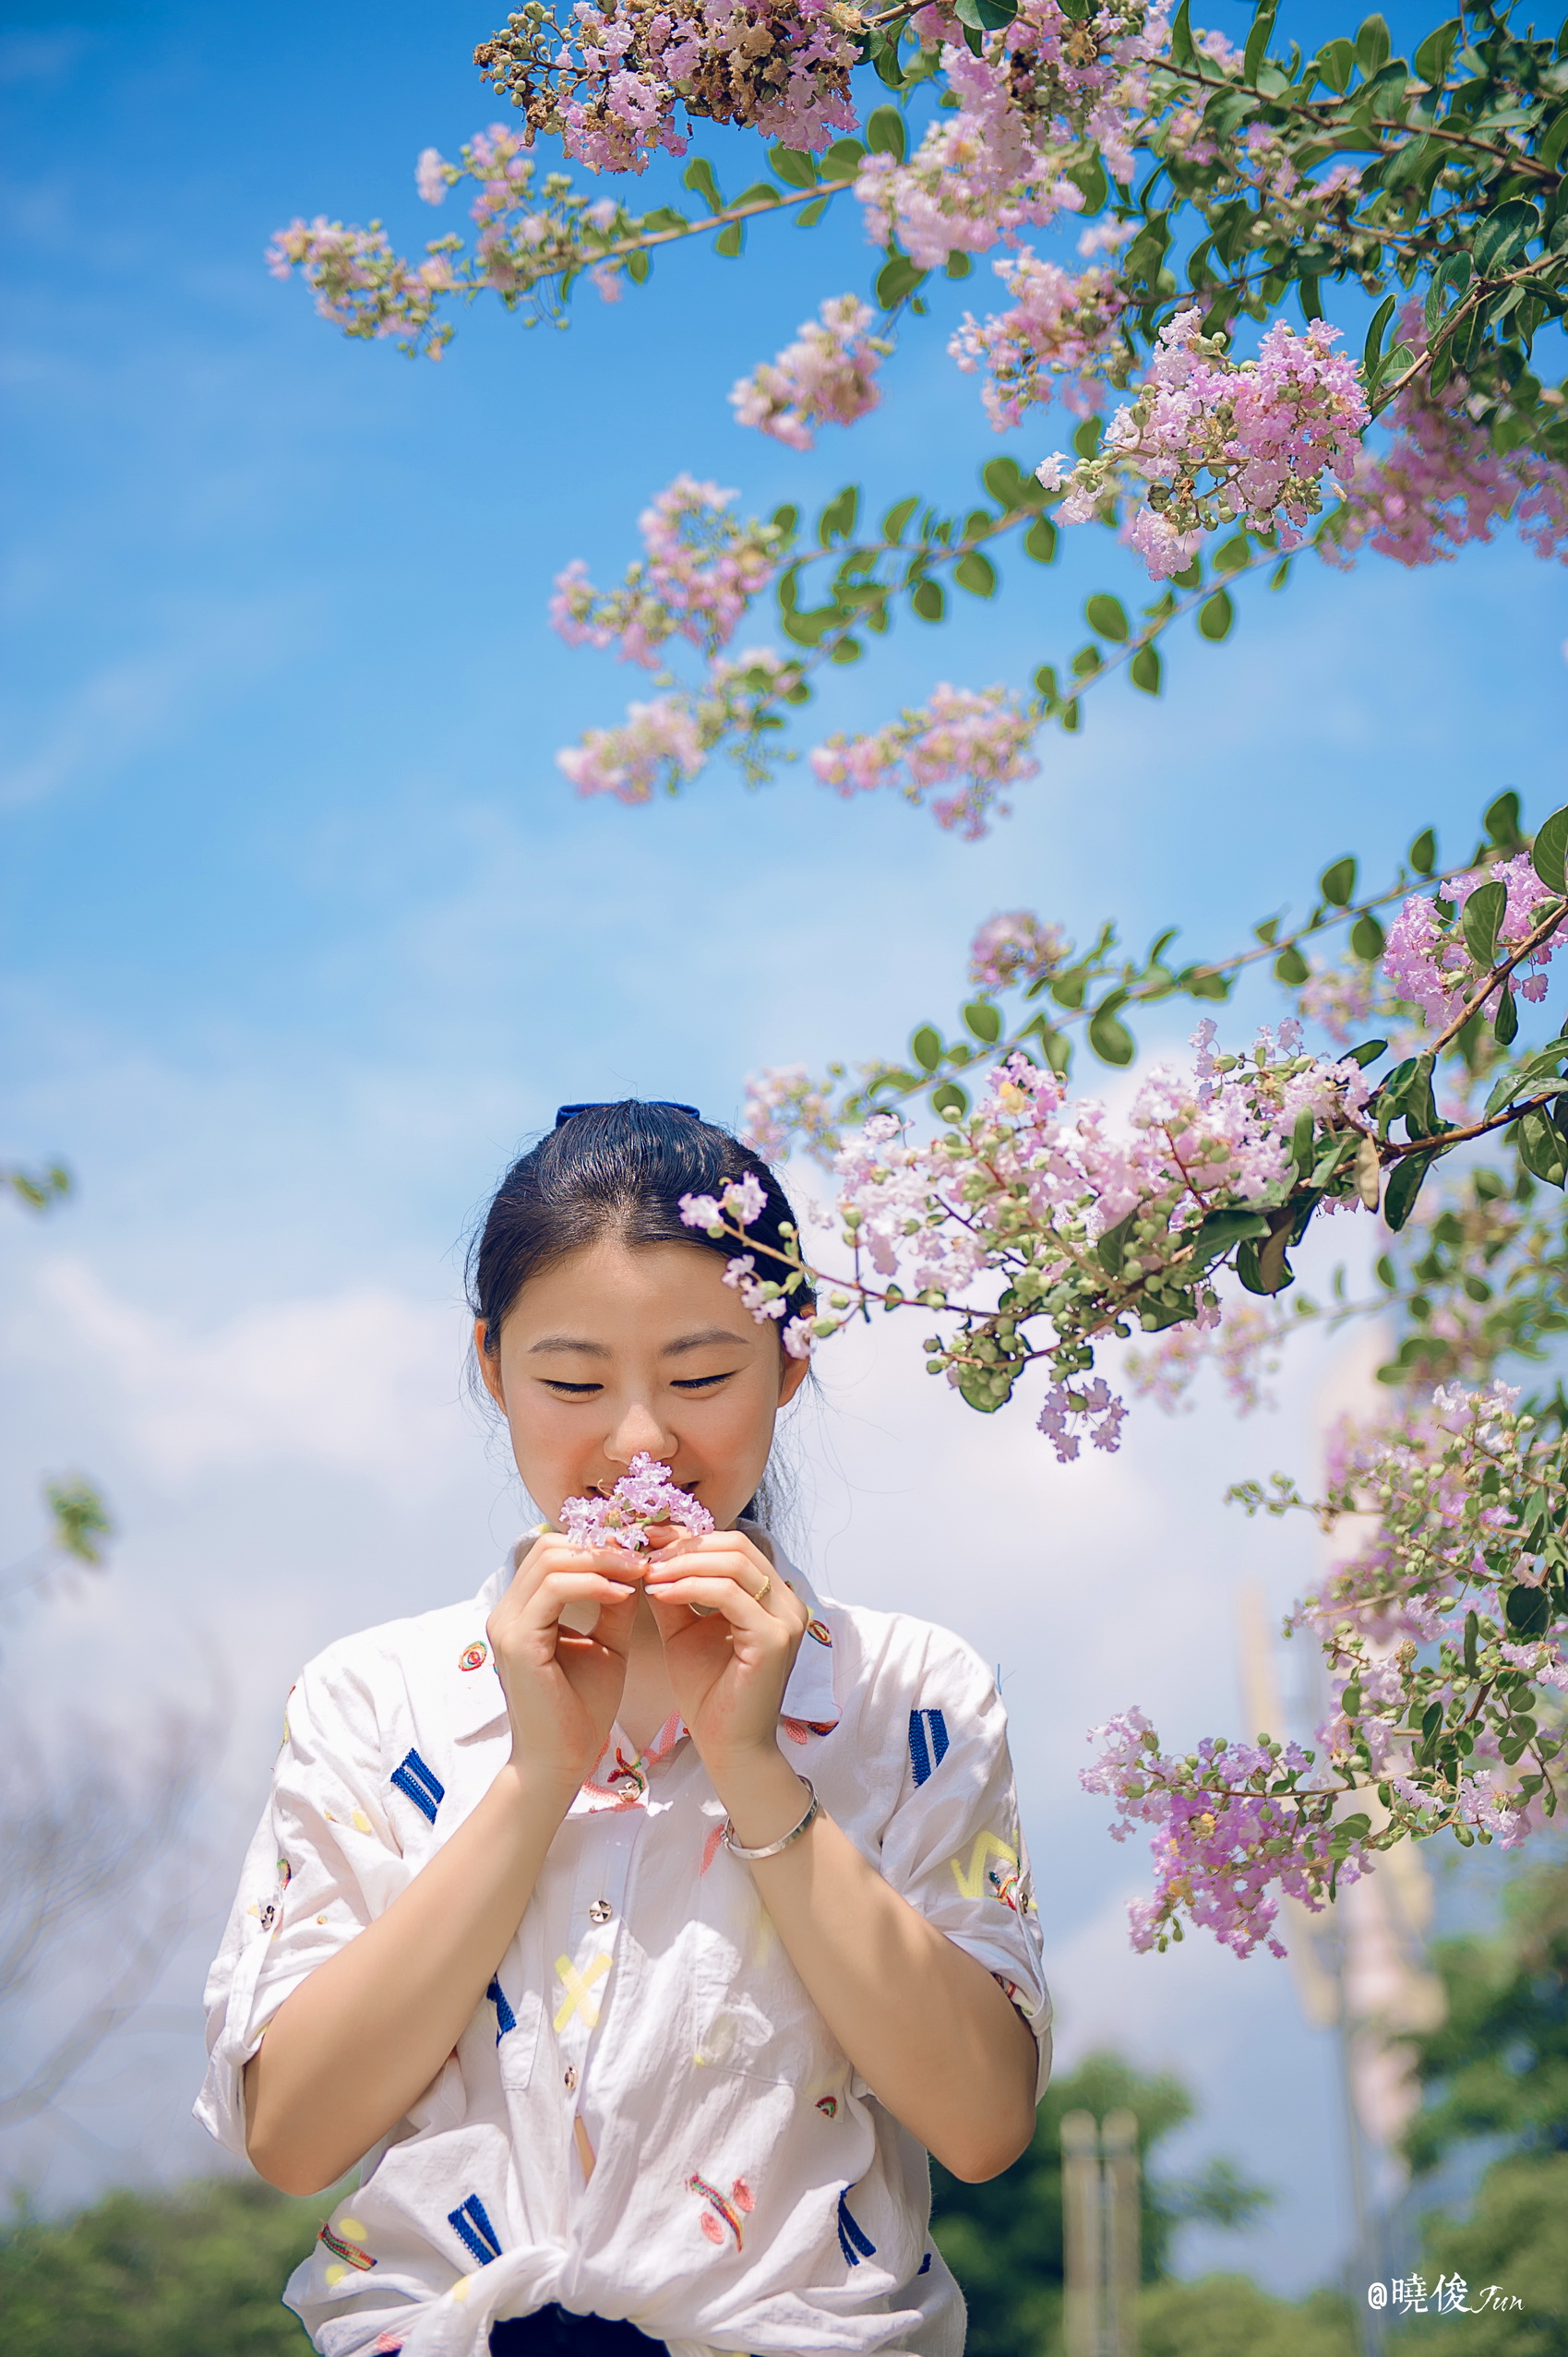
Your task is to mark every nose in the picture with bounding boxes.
[604,1397,678,1472]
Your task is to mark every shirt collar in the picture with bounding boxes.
[450,1526,839,1741]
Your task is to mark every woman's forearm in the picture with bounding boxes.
[244,1761,576,2195]
[720,1750,1041,2182]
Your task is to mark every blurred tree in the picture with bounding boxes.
[0,2177,320,2354]
[1390,1850,1568,2354]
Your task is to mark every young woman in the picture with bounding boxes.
[197,1101,1050,2357]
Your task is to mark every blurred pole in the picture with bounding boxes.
[1102,2108,1142,2357]
[1061,2110,1103,2357]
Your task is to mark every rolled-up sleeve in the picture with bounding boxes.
[195,1648,407,2157]
[876,1633,1052,2098]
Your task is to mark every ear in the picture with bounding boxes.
[474,1318,506,1409]
[778,1347,811,1407]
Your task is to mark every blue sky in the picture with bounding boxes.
[2,0,1565,2299]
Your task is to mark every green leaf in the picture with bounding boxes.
[870,30,907,85]
[1169,0,1194,66]
[1320,855,1358,906]
[1494,983,1519,1045]
[1242,2,1277,86]
[1023,515,1059,564]
[964,999,1003,1044]
[820,138,868,178]
[1350,911,1385,959]
[1198,589,1234,641]
[1237,1229,1293,1296]
[1087,1002,1136,1065]
[1096,1210,1139,1274]
[982,455,1035,510]
[818,485,859,544]
[1532,803,1568,893]
[1472,198,1541,278]
[911,578,945,621]
[1184,1207,1271,1273]
[1130,642,1163,695]
[1214,533,1251,573]
[912,1023,943,1071]
[930,1080,970,1120]
[1071,416,1103,461]
[713,221,744,257]
[731,183,780,209]
[1461,876,1507,967]
[1316,34,1356,91]
[1517,1105,1568,1186]
[1383,1152,1434,1230]
[1409,826,1438,875]
[946,249,973,278]
[1419,1700,1443,1752]
[881,494,919,542]
[1540,106,1568,172]
[1274,944,1310,985]
[1412,19,1458,83]
[1085,593,1130,642]
[1347,1038,1388,1067]
[1425,251,1473,340]
[795,196,828,228]
[1486,789,1525,848]
[1354,13,1391,76]
[954,0,1020,27]
[1504,1583,1551,1637]
[954,550,998,597]
[1034,664,1059,701]
[1362,293,1396,380]
[830,634,862,664]
[876,253,927,308]
[683,157,724,210]
[769,146,818,189]
[866,106,906,162]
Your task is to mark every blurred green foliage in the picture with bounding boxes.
[0,2176,318,2353]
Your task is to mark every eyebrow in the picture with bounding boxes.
[525,1326,751,1359]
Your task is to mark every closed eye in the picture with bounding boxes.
[541,1378,602,1396]
[672,1370,740,1392]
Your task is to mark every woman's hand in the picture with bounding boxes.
[643,1528,808,1777]
[485,1533,644,1791]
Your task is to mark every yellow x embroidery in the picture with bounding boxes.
[949,1831,1020,1900]
[553,1952,611,2031]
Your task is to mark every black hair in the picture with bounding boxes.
[468,1100,815,1363]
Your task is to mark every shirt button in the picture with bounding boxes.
[564,2066,578,2093]
[588,1897,613,1926]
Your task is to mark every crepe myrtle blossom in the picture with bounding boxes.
[855,0,1166,269]
[951,254,1127,431]
[1035,1377,1127,1461]
[731,294,887,451]
[559,1451,715,1549]
[968,909,1071,991]
[266,220,459,359]
[1334,305,1568,570]
[557,695,704,802]
[740,1064,843,1164]
[1126,1298,1287,1417]
[809,684,1040,840]
[473,0,861,175]
[1381,854,1568,1030]
[550,475,785,667]
[1039,310,1370,581]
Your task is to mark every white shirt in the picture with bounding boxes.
[197,1541,1050,2357]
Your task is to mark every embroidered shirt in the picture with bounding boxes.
[196,1541,1050,2357]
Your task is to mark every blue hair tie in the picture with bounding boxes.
[555,1099,702,1128]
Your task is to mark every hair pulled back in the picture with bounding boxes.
[468,1100,814,1358]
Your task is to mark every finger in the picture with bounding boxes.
[642,1572,787,1627]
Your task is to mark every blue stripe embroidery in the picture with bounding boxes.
[909,1708,950,1788]
[837,2192,876,2267]
[389,1749,446,1824]
[486,1976,517,2042]
[917,2252,932,2276]
[447,2194,502,2267]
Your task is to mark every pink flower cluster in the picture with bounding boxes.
[557,695,704,802]
[856,0,1164,269]
[809,684,1040,840]
[559,1451,715,1549]
[1335,306,1568,568]
[1036,1377,1126,1458]
[1125,1298,1285,1416]
[1382,855,1568,1030]
[740,1064,843,1164]
[266,220,458,359]
[730,294,886,451]
[551,476,784,667]
[474,0,859,175]
[968,909,1070,990]
[1081,1709,1340,1958]
[1042,309,1371,580]
[951,253,1125,430]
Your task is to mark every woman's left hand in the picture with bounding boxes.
[643,1528,808,1773]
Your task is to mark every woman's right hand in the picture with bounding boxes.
[485,1533,643,1791]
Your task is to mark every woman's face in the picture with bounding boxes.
[476,1235,809,1530]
